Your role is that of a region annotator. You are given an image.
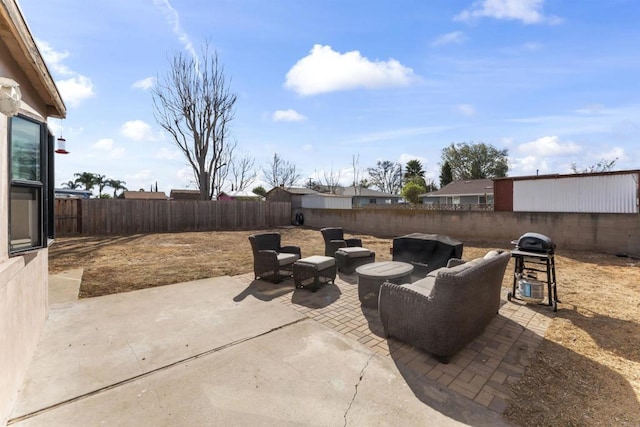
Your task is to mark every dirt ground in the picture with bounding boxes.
[48,227,640,426]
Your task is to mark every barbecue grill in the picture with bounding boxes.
[514,232,556,255]
[507,232,560,311]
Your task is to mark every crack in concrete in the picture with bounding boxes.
[7,317,308,425]
[343,354,374,427]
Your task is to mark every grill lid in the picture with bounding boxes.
[516,232,556,254]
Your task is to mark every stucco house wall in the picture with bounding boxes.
[0,1,66,424]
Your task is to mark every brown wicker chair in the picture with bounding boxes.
[379,250,510,363]
[248,232,301,283]
[320,227,363,257]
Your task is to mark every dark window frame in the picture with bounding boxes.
[8,114,54,256]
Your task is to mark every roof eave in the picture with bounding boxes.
[1,0,66,118]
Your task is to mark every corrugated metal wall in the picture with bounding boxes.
[513,173,639,213]
[301,195,352,209]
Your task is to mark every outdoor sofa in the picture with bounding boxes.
[248,232,301,283]
[379,250,510,363]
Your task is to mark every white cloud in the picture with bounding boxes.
[399,154,429,167]
[455,0,561,25]
[522,42,542,51]
[93,138,114,150]
[121,120,157,141]
[92,138,124,159]
[272,109,307,122]
[431,31,466,47]
[302,144,313,152]
[56,76,95,108]
[510,155,551,175]
[353,126,448,144]
[132,77,156,90]
[517,135,582,157]
[156,147,182,160]
[456,104,476,116]
[37,39,95,108]
[152,0,197,61]
[176,167,195,185]
[285,44,416,96]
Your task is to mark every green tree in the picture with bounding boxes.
[403,159,427,188]
[404,159,425,181]
[441,142,508,181]
[93,174,108,197]
[367,160,403,194]
[252,186,267,197]
[401,181,426,204]
[440,161,453,187]
[61,180,80,189]
[73,172,99,192]
[106,179,128,198]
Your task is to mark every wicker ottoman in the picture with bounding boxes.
[293,255,337,291]
[334,247,376,274]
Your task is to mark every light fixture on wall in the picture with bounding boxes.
[0,77,22,117]
[55,135,69,154]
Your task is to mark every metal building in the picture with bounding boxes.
[494,170,640,213]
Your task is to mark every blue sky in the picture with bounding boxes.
[18,0,640,195]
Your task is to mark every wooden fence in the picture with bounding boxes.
[54,199,292,236]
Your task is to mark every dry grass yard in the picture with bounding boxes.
[48,227,640,426]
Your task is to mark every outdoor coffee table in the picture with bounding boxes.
[356,261,413,308]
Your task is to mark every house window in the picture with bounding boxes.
[369,199,377,204]
[8,115,53,254]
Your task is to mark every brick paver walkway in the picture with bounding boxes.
[234,271,555,414]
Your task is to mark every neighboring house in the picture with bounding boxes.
[169,189,201,200]
[54,188,93,199]
[335,186,401,207]
[265,187,319,221]
[217,190,263,201]
[420,179,494,207]
[1,1,67,424]
[494,170,640,213]
[123,191,168,200]
[265,186,318,208]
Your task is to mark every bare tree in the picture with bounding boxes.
[152,43,237,200]
[367,160,403,194]
[263,153,301,188]
[352,154,361,196]
[230,151,257,191]
[571,158,618,174]
[320,165,341,194]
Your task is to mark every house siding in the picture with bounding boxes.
[1,2,65,423]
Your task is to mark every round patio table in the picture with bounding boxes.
[356,261,413,308]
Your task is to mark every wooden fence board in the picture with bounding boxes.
[54,199,291,235]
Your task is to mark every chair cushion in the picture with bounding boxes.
[277,253,299,266]
[402,276,435,296]
[484,250,501,259]
[296,255,335,271]
[336,247,372,258]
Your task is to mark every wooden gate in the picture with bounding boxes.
[54,198,82,235]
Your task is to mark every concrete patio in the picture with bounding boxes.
[7,269,554,426]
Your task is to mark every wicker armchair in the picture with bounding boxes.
[320,227,363,257]
[379,250,510,363]
[248,232,301,283]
